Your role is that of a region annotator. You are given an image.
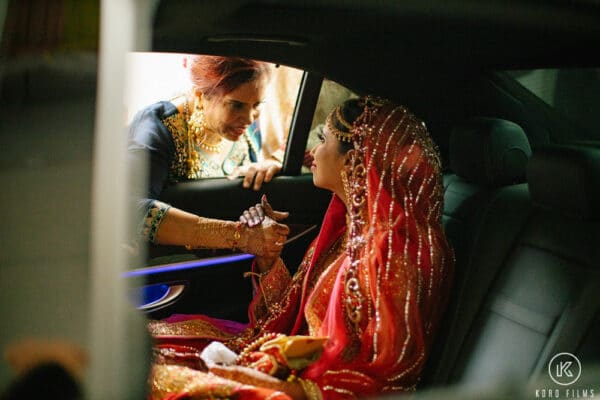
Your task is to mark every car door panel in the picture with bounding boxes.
[133,173,330,321]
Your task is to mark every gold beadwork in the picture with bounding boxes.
[236,332,283,366]
[164,97,252,180]
[187,101,224,154]
[340,169,351,205]
[343,127,368,330]
[325,105,354,142]
[335,106,354,130]
[148,319,237,338]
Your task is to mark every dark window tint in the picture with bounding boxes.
[507,69,600,143]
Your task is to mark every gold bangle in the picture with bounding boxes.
[185,217,204,250]
[232,221,242,250]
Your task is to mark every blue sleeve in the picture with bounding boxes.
[247,120,262,162]
[128,101,178,213]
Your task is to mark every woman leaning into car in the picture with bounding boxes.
[128,55,288,256]
[148,96,455,399]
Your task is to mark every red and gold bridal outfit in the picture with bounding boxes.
[148,97,454,400]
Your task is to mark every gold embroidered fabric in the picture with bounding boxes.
[250,259,292,322]
[147,97,454,400]
[148,318,238,339]
[150,364,242,400]
[162,112,251,181]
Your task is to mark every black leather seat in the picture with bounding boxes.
[442,117,532,261]
[423,118,532,385]
[427,144,600,387]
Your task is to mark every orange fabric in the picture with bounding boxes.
[300,102,454,398]
[149,98,454,400]
[150,364,292,400]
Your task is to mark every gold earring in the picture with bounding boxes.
[188,99,223,153]
[188,106,207,144]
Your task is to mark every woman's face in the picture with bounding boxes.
[310,124,348,194]
[201,77,268,141]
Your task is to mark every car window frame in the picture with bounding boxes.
[281,71,323,176]
[493,70,600,147]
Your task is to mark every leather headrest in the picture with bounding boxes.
[528,145,600,220]
[450,118,532,186]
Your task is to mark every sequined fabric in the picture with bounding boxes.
[148,97,454,400]
[150,364,245,400]
[300,100,454,397]
[149,318,238,339]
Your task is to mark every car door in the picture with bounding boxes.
[127,69,336,323]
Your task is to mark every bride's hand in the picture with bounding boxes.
[239,217,289,260]
[240,195,289,228]
[238,196,289,260]
[238,196,289,269]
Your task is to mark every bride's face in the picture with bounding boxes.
[310,125,347,193]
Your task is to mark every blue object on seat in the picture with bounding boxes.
[129,283,170,308]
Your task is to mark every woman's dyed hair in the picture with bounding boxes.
[188,55,273,99]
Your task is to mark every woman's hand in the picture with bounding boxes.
[239,196,289,271]
[209,365,304,400]
[229,159,282,191]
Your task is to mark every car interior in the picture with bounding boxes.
[137,0,600,393]
[1,0,598,398]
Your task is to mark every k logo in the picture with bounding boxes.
[548,352,581,386]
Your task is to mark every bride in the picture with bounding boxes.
[148,96,454,400]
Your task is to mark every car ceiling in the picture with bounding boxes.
[151,0,600,102]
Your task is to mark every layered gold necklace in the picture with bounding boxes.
[185,98,224,154]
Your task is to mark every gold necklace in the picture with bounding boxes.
[185,99,224,154]
[198,138,224,153]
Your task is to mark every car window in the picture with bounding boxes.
[302,79,358,173]
[126,52,303,171]
[506,68,600,144]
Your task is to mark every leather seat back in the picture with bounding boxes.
[425,118,532,385]
[444,145,600,386]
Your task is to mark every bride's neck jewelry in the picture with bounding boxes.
[186,99,224,154]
